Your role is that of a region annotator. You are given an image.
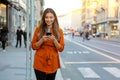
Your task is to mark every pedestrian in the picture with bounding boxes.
[86,31,90,40]
[1,26,8,52]
[82,31,86,41]
[71,29,74,38]
[31,8,65,80]
[23,29,27,48]
[15,26,23,48]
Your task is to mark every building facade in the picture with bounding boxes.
[0,0,44,46]
[82,0,120,38]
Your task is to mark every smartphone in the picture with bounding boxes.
[46,32,52,36]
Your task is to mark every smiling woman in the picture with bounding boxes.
[31,8,65,80]
[44,0,82,15]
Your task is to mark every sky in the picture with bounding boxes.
[44,0,82,15]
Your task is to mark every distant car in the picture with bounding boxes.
[95,32,107,37]
[74,31,80,36]
[63,30,69,35]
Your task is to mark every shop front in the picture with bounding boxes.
[0,1,9,42]
[111,23,119,36]
[0,3,7,29]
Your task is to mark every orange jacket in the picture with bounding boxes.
[31,27,64,74]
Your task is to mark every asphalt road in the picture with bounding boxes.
[59,35,120,80]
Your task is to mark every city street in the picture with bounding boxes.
[1,0,120,80]
[0,35,120,80]
[60,35,120,80]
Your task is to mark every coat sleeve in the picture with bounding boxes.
[31,27,40,50]
[58,28,65,52]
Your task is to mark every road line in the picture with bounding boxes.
[78,67,100,78]
[66,51,90,54]
[64,61,119,64]
[66,38,120,63]
[103,67,120,78]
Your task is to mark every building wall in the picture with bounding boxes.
[34,0,44,26]
[58,13,72,30]
[71,9,83,31]
[81,0,120,37]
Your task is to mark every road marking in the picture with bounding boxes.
[66,38,120,62]
[66,51,90,54]
[67,51,73,54]
[64,61,119,64]
[103,67,120,78]
[66,78,71,80]
[78,67,100,78]
[82,51,89,54]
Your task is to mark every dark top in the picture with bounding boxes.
[16,29,23,40]
[1,27,8,41]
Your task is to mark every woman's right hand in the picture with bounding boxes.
[42,35,49,42]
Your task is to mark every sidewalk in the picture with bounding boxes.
[0,45,63,80]
[0,46,27,80]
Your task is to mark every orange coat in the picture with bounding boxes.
[31,27,64,74]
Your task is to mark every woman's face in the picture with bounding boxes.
[45,12,55,26]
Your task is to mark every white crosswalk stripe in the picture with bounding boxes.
[103,67,120,78]
[78,67,120,79]
[78,67,100,78]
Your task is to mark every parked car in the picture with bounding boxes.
[95,32,107,37]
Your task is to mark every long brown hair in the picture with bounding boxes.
[38,8,60,41]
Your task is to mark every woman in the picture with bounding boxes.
[31,8,64,80]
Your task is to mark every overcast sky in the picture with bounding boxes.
[44,0,82,15]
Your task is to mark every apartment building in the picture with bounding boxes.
[82,0,120,37]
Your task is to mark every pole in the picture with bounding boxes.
[30,0,35,80]
[26,0,30,80]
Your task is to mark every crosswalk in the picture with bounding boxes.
[78,67,120,78]
[103,67,120,78]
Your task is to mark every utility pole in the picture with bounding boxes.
[30,0,35,80]
[26,0,30,80]
[26,0,35,79]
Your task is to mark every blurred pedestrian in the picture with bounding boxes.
[86,31,90,40]
[31,8,65,80]
[1,26,8,52]
[15,26,23,48]
[82,31,86,41]
[71,29,74,38]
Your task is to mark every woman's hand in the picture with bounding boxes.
[42,35,49,42]
[47,35,56,42]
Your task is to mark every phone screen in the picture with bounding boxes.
[46,32,51,36]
